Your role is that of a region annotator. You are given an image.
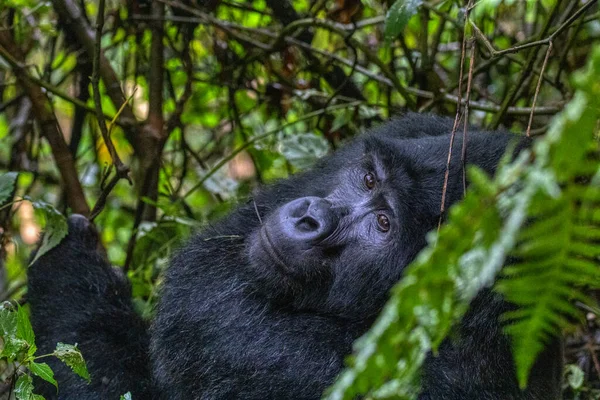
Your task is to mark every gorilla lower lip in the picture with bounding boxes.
[260,226,294,275]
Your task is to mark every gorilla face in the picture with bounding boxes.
[247,134,456,318]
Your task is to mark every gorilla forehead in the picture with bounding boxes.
[328,127,458,173]
[323,133,449,206]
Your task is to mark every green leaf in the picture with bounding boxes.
[384,0,422,41]
[0,305,17,337]
[16,306,35,346]
[28,200,68,265]
[0,306,28,362]
[120,392,133,400]
[496,45,600,389]
[278,132,330,170]
[54,342,90,382]
[29,361,57,388]
[0,171,18,205]
[565,364,584,390]
[14,374,41,400]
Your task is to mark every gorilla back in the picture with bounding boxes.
[28,113,562,400]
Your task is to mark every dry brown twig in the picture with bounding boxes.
[438,0,475,233]
[89,0,132,221]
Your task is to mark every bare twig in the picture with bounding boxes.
[490,0,597,58]
[90,0,129,177]
[266,16,416,108]
[89,0,131,221]
[487,1,598,128]
[461,40,476,193]
[439,0,473,231]
[51,0,140,144]
[437,0,474,232]
[526,42,553,137]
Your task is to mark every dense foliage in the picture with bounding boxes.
[0,0,599,398]
[327,44,600,400]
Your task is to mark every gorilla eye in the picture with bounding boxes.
[364,172,376,190]
[377,214,390,232]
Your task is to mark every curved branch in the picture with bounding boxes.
[0,33,89,215]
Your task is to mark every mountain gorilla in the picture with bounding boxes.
[27,113,562,399]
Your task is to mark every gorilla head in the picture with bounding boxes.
[244,117,514,320]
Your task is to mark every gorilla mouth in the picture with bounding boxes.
[259,226,294,275]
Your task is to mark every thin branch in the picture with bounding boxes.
[490,0,562,129]
[438,0,473,232]
[89,0,131,221]
[51,0,141,146]
[461,40,476,193]
[91,0,128,177]
[266,17,416,108]
[0,63,117,122]
[526,42,553,138]
[0,33,89,215]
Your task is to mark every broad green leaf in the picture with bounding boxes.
[14,374,44,400]
[29,362,57,388]
[14,375,34,400]
[384,0,423,41]
[120,392,133,400]
[0,334,27,361]
[28,200,68,265]
[0,306,28,361]
[54,342,90,382]
[330,110,353,132]
[0,172,18,205]
[278,132,330,170]
[0,306,17,337]
[16,306,35,346]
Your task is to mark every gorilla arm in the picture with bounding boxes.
[27,215,153,399]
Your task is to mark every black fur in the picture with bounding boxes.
[28,113,562,400]
[28,215,154,399]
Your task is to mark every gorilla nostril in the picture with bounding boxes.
[296,216,320,232]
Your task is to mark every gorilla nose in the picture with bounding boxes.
[282,197,337,242]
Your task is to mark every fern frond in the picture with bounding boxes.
[494,49,600,388]
[324,47,600,400]
[498,174,600,387]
